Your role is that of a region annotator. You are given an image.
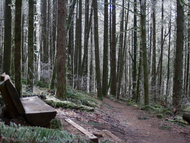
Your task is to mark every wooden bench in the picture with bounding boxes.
[0,73,57,126]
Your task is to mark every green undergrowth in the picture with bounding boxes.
[159,124,172,130]
[44,96,95,112]
[22,78,49,88]
[43,88,99,112]
[67,88,98,108]
[0,122,88,143]
[140,104,173,116]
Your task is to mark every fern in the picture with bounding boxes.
[0,122,88,143]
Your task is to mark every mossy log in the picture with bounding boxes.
[44,96,94,112]
[183,113,190,124]
[166,118,188,125]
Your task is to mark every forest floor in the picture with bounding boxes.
[57,97,190,143]
[1,92,190,142]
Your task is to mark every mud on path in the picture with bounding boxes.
[57,98,190,143]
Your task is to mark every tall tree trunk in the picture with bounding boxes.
[41,0,48,81]
[78,0,82,89]
[81,0,92,91]
[68,0,74,87]
[27,0,34,93]
[3,0,12,75]
[158,0,164,97]
[151,0,156,102]
[166,2,171,102]
[141,0,149,105]
[173,0,184,107]
[132,0,137,100]
[102,0,108,96]
[187,4,190,96]
[21,14,26,74]
[56,0,67,99]
[14,0,22,97]
[74,18,79,89]
[50,53,57,90]
[89,27,94,92]
[93,0,102,100]
[52,0,57,63]
[136,46,142,103]
[67,0,77,31]
[110,0,116,96]
[116,0,125,99]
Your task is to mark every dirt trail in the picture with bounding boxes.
[58,98,190,143]
[101,98,190,143]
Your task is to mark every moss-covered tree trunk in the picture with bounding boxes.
[14,0,22,97]
[56,0,67,99]
[27,0,34,93]
[140,0,149,105]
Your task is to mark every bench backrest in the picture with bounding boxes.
[0,73,25,117]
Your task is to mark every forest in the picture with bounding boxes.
[0,0,189,110]
[1,0,190,142]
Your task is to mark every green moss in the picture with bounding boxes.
[50,118,62,130]
[62,101,78,109]
[160,125,171,130]
[137,116,149,120]
[156,114,163,119]
[79,105,94,112]
[184,106,190,112]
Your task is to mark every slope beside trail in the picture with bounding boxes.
[58,97,190,143]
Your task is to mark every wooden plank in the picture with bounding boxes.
[20,96,56,114]
[65,118,98,143]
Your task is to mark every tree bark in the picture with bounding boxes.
[132,0,137,100]
[78,0,82,90]
[93,0,102,100]
[110,0,116,96]
[151,0,156,102]
[56,0,67,99]
[14,0,22,97]
[141,0,149,105]
[173,0,184,107]
[166,2,171,102]
[27,0,34,93]
[102,0,108,96]
[3,0,12,75]
[158,0,164,97]
[116,0,125,99]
